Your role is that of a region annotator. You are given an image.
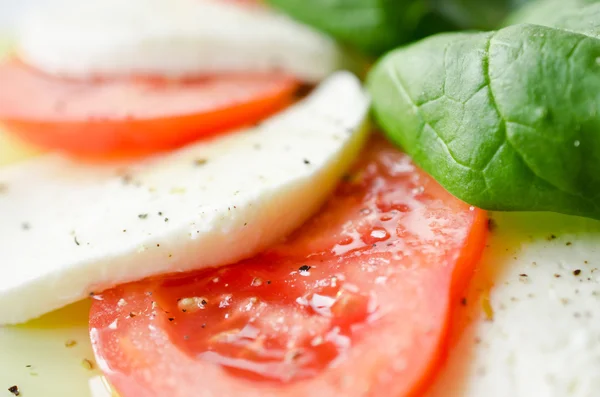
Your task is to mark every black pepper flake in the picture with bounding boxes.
[25,365,31,368]
[201,299,208,306]
[158,212,163,216]
[303,159,311,165]
[120,173,133,185]
[164,218,169,222]
[267,280,271,285]
[299,265,311,272]
[519,274,528,277]
[574,269,582,276]
[201,323,206,328]
[554,274,561,278]
[168,317,175,322]
[547,234,557,241]
[21,222,30,231]
[566,242,572,246]
[74,236,80,246]
[8,385,19,396]
[129,312,137,318]
[487,218,496,232]
[138,214,148,219]
[244,222,248,226]
[461,297,467,306]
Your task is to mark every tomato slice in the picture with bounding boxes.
[89,136,487,397]
[0,60,297,156]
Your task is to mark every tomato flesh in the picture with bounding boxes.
[89,136,487,397]
[0,60,297,156]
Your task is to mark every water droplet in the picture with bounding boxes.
[574,140,581,147]
[251,277,263,286]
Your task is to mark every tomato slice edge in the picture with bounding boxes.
[0,60,298,156]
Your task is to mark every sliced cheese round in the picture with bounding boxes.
[426,213,600,397]
[17,0,352,83]
[0,72,370,325]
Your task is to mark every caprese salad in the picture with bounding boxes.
[1,0,599,397]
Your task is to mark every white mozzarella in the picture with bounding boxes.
[17,0,353,83]
[426,212,600,397]
[0,72,370,325]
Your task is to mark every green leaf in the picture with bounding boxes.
[368,3,600,219]
[505,0,599,26]
[433,0,530,30]
[265,0,447,55]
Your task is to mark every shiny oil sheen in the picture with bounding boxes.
[0,300,115,397]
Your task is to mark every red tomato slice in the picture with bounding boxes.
[0,60,298,156]
[89,136,487,397]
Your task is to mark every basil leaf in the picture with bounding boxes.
[368,4,600,219]
[433,0,529,30]
[505,0,598,26]
[265,0,445,55]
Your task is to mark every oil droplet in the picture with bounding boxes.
[178,297,208,312]
[370,227,390,241]
[251,277,263,287]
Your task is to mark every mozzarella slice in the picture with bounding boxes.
[0,72,370,325]
[17,0,353,83]
[426,212,600,397]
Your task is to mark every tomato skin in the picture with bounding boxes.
[90,136,487,397]
[0,60,297,157]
